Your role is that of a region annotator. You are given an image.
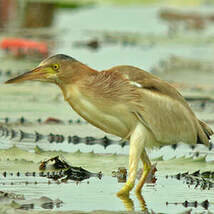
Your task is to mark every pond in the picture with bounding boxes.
[0,4,214,214]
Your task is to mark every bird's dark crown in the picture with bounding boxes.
[47,54,77,61]
[40,54,77,66]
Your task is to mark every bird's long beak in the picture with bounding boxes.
[5,66,45,84]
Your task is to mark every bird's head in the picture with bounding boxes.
[5,54,81,85]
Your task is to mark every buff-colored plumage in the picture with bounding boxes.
[5,54,213,196]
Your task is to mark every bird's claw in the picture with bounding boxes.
[116,182,134,197]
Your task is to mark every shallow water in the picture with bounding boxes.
[0,4,214,214]
[0,167,214,213]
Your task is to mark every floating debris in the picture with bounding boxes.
[112,164,157,184]
[73,39,100,50]
[44,117,63,124]
[0,156,102,185]
[87,30,155,48]
[39,156,102,182]
[151,56,214,77]
[0,116,87,126]
[159,9,214,34]
[0,191,24,200]
[166,170,214,190]
[39,156,70,171]
[0,125,128,148]
[112,167,127,183]
[4,195,62,210]
[0,190,63,210]
[166,199,210,210]
[1,125,213,155]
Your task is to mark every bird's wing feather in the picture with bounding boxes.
[109,65,189,106]
[107,66,198,144]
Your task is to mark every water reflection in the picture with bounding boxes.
[117,192,147,212]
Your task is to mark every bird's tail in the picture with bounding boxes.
[197,120,213,146]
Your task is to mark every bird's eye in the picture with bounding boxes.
[52,64,59,71]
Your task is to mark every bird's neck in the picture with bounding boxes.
[56,62,98,100]
[58,62,97,84]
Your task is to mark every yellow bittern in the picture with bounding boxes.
[5,54,213,196]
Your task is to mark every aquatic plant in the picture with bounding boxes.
[167,170,214,190]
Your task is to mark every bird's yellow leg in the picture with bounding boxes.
[117,123,146,196]
[135,149,151,194]
[117,146,140,196]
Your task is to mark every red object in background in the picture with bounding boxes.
[44,117,63,124]
[0,38,49,57]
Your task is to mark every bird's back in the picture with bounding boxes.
[103,65,213,146]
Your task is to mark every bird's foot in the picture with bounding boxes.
[116,182,134,197]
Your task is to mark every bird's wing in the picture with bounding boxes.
[108,65,188,106]
[133,80,198,145]
[108,66,198,144]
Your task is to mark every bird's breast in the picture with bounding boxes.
[64,85,137,139]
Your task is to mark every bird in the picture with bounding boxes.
[5,54,213,196]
